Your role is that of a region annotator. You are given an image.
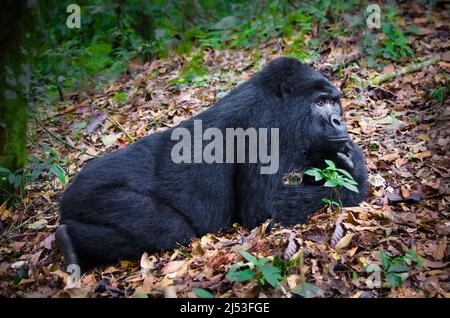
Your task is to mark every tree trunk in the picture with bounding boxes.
[0,1,32,203]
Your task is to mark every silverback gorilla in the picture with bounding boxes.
[57,57,368,269]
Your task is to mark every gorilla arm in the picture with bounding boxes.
[273,141,368,225]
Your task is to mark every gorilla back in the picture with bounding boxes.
[57,57,369,269]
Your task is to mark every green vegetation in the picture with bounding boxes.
[430,86,448,104]
[192,288,214,298]
[367,248,423,288]
[362,5,414,66]
[32,0,377,102]
[304,160,358,209]
[226,248,282,288]
[0,145,66,199]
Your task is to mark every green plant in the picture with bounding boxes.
[362,5,414,65]
[29,148,66,187]
[226,248,282,288]
[381,6,414,61]
[0,145,66,198]
[368,248,423,288]
[273,255,300,278]
[429,86,448,104]
[112,91,128,105]
[192,288,214,298]
[304,160,358,209]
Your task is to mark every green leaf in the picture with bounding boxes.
[325,160,336,169]
[388,263,409,273]
[49,164,66,186]
[234,248,258,265]
[384,273,405,288]
[8,174,15,185]
[258,264,281,288]
[226,268,255,282]
[341,182,359,193]
[324,179,339,188]
[193,288,214,298]
[342,177,358,185]
[13,175,23,188]
[256,257,269,267]
[331,200,341,207]
[379,249,390,271]
[0,167,12,174]
[336,168,354,180]
[304,169,323,181]
[292,282,324,298]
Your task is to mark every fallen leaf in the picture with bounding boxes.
[101,133,121,146]
[413,151,432,160]
[140,253,157,271]
[27,219,48,230]
[335,234,354,250]
[433,237,446,261]
[163,286,178,298]
[380,153,400,162]
[284,232,297,259]
[162,260,185,275]
[422,259,448,268]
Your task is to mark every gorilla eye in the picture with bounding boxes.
[316,97,327,106]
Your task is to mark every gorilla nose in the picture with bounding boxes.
[330,114,343,128]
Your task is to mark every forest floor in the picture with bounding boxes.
[1,4,449,298]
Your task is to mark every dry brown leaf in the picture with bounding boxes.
[191,239,205,257]
[433,237,447,261]
[162,260,185,275]
[380,153,400,162]
[413,151,432,160]
[335,234,354,250]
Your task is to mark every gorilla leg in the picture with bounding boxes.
[58,191,196,270]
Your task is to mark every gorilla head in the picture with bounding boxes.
[252,58,351,168]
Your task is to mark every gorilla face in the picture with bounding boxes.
[311,89,348,146]
[289,74,349,155]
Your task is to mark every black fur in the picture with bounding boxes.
[58,57,369,269]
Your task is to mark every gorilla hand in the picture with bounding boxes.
[336,142,354,172]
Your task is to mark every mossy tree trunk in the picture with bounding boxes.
[0,1,32,203]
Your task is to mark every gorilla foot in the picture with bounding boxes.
[55,224,80,269]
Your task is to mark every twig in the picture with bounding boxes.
[1,204,56,241]
[56,102,87,116]
[107,114,135,142]
[368,54,441,86]
[36,118,98,157]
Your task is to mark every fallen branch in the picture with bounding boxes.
[36,118,98,157]
[107,114,135,142]
[368,54,441,86]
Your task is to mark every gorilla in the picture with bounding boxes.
[56,57,368,270]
